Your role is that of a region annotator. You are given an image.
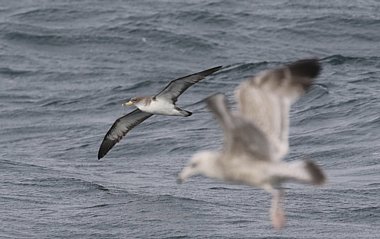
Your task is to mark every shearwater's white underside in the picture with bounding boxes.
[136,99,183,116]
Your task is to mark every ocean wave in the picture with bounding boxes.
[322,54,380,66]
[3,30,129,46]
[12,7,114,22]
[166,10,235,26]
[18,177,109,192]
[0,67,33,76]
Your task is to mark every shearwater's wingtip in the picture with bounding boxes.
[97,150,104,160]
[213,65,223,72]
[98,141,110,160]
[201,65,223,76]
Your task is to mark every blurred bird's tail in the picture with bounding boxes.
[272,160,326,185]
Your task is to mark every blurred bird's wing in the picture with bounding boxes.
[206,94,272,161]
[235,59,321,161]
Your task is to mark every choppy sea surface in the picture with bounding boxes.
[1,0,379,238]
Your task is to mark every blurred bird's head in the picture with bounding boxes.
[177,151,221,184]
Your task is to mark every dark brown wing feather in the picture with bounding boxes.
[98,109,153,159]
[155,66,222,103]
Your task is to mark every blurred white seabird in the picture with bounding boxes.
[178,59,326,230]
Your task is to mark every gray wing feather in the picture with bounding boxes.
[98,109,153,159]
[155,66,222,103]
[206,94,272,161]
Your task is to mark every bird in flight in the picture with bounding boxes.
[98,66,222,159]
[177,59,326,230]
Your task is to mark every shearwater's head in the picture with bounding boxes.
[177,150,222,184]
[122,97,147,107]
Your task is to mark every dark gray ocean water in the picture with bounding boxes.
[1,0,379,238]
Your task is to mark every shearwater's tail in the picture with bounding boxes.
[182,110,192,117]
[176,107,192,117]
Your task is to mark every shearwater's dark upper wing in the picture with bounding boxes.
[98,109,153,159]
[154,66,222,103]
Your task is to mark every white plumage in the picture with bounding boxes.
[134,98,183,116]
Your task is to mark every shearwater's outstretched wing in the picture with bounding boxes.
[235,59,321,161]
[155,66,222,103]
[206,94,272,161]
[98,109,153,159]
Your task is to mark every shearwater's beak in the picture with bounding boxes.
[122,101,133,107]
[177,166,195,184]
